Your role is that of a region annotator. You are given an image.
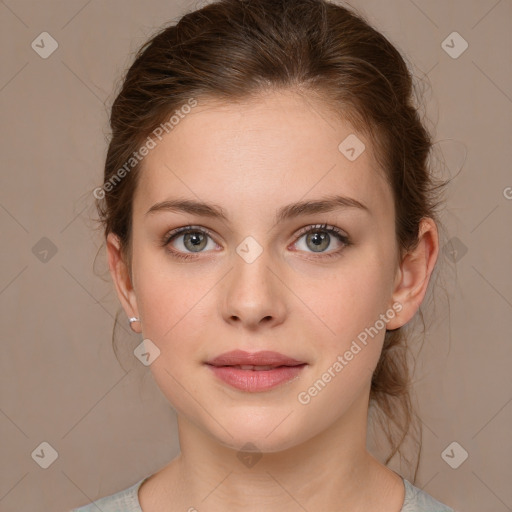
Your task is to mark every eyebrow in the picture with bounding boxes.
[145,194,370,225]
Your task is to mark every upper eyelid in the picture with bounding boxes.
[164,225,217,243]
[296,223,346,236]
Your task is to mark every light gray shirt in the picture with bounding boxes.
[71,475,456,511]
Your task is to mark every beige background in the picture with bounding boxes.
[1,0,511,511]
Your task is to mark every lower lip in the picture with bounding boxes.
[206,364,306,392]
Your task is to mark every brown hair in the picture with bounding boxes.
[96,0,449,481]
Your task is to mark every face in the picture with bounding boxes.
[111,90,410,453]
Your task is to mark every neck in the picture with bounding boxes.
[146,389,403,511]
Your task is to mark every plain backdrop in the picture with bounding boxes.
[0,0,511,511]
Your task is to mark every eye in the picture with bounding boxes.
[162,226,218,260]
[292,223,351,258]
[162,223,352,261]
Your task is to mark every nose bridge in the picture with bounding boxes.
[221,236,286,328]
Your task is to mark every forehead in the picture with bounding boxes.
[134,90,393,221]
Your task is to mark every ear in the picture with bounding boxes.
[106,232,141,333]
[386,217,439,330]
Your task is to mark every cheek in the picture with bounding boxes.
[133,246,209,340]
[290,259,394,405]
[294,261,392,345]
[134,262,207,414]
[129,244,201,401]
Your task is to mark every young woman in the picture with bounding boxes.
[73,0,455,510]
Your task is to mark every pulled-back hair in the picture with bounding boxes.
[96,0,448,481]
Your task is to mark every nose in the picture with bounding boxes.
[220,246,288,330]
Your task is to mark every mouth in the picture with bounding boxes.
[206,349,306,367]
[205,350,307,392]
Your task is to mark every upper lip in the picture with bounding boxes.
[206,350,306,367]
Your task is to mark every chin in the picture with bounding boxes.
[206,414,309,455]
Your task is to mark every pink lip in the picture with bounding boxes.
[205,350,307,392]
[206,350,305,367]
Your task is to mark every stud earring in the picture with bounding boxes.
[128,317,141,332]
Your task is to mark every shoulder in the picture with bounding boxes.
[401,478,456,512]
[70,477,147,512]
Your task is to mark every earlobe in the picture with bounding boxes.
[386,218,439,330]
[106,232,141,332]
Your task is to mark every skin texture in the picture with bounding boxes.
[107,89,439,511]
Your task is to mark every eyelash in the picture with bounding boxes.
[161,223,352,261]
